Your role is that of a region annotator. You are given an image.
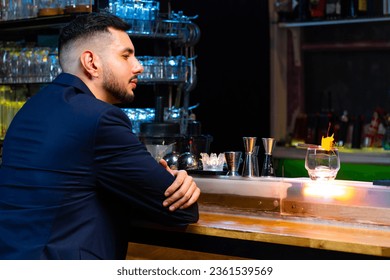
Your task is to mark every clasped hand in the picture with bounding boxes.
[159,159,201,211]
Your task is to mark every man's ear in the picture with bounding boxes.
[80,50,100,78]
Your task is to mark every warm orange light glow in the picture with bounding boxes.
[302,181,355,201]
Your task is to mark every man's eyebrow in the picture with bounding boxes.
[123,47,135,54]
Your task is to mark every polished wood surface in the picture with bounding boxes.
[128,203,390,259]
[187,205,390,258]
[126,242,250,260]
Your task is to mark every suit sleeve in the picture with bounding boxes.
[93,107,199,226]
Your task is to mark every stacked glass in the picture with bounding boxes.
[109,0,159,34]
[1,0,38,21]
[0,44,62,84]
[137,55,187,82]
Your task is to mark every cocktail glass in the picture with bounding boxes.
[305,147,340,181]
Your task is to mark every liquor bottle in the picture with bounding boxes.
[383,125,390,150]
[367,0,384,17]
[351,115,363,149]
[337,110,349,146]
[275,0,294,22]
[341,0,357,18]
[325,0,342,19]
[357,0,367,16]
[295,0,311,21]
[309,0,326,19]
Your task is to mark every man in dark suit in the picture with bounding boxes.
[0,12,200,260]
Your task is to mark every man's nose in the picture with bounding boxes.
[134,58,144,74]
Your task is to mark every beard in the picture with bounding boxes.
[102,65,135,104]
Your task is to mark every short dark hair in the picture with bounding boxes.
[58,12,130,54]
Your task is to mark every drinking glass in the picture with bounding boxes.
[305,147,340,181]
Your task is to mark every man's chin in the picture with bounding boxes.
[118,93,135,105]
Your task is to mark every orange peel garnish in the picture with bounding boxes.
[321,133,334,151]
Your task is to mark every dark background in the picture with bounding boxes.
[302,23,390,120]
[0,1,271,155]
[130,0,271,154]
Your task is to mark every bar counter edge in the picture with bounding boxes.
[127,176,390,259]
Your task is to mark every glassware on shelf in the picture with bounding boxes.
[0,85,27,140]
[121,106,192,135]
[121,108,155,134]
[108,0,199,42]
[1,0,38,20]
[38,0,64,16]
[64,0,93,14]
[137,55,187,83]
[0,44,62,84]
[109,0,159,34]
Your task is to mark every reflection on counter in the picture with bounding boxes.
[283,179,390,226]
[195,176,390,229]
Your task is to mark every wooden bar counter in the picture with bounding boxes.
[127,176,390,259]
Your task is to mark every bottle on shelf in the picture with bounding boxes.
[337,110,349,147]
[367,0,385,17]
[356,0,367,17]
[341,0,357,18]
[383,114,390,150]
[325,0,342,19]
[309,0,326,20]
[292,0,311,21]
[274,0,294,22]
[351,114,364,149]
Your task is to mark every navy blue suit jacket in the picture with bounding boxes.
[0,73,199,259]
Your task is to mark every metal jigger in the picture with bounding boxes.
[224,151,242,176]
[253,146,260,177]
[261,137,276,177]
[242,137,257,177]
